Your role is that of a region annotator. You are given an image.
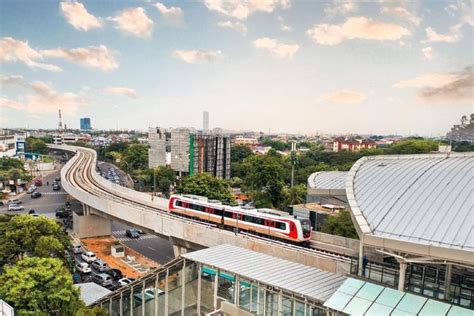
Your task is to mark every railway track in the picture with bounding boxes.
[63,147,352,264]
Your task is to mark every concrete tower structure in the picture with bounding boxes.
[203,111,209,133]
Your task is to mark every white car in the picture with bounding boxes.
[81,251,97,263]
[8,204,24,212]
[75,262,91,274]
[72,244,83,254]
[118,277,135,286]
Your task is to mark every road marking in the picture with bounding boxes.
[147,246,156,251]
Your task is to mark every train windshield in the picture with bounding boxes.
[300,219,311,235]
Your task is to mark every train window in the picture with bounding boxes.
[244,215,254,223]
[176,200,182,207]
[224,211,233,218]
[276,222,286,230]
[214,209,223,216]
[254,217,264,225]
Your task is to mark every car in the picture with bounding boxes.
[0,201,4,206]
[118,277,136,286]
[126,229,141,239]
[8,199,21,205]
[91,259,109,272]
[55,208,69,218]
[34,179,42,186]
[75,262,91,274]
[81,251,97,263]
[72,244,83,254]
[8,204,24,212]
[26,186,37,194]
[106,268,123,281]
[55,177,61,182]
[52,184,61,191]
[92,273,113,287]
[28,208,36,214]
[31,191,42,199]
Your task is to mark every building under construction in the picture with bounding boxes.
[148,127,231,179]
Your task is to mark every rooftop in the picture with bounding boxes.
[347,152,474,264]
[182,244,347,303]
[75,282,112,306]
[308,171,347,190]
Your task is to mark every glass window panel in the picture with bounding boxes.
[365,303,393,316]
[157,276,167,316]
[144,278,157,316]
[132,284,143,315]
[183,262,199,315]
[282,295,292,316]
[239,281,251,311]
[200,266,215,314]
[356,282,384,301]
[342,297,372,315]
[323,291,353,311]
[418,299,451,316]
[111,296,121,316]
[122,290,131,316]
[375,288,404,307]
[394,293,427,314]
[447,305,474,316]
[295,301,305,316]
[338,278,365,295]
[265,291,278,316]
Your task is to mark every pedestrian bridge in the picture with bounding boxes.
[49,144,350,274]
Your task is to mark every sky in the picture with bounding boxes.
[0,0,472,136]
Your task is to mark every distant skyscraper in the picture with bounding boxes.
[80,117,91,130]
[203,111,209,132]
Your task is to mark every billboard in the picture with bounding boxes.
[16,141,25,154]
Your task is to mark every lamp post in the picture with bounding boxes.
[152,167,156,201]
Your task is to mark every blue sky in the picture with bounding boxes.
[0,0,472,135]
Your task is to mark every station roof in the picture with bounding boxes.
[75,282,112,306]
[324,277,473,316]
[183,244,347,303]
[308,171,347,190]
[346,153,474,264]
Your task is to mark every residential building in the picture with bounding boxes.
[80,117,91,130]
[0,130,26,157]
[148,127,231,179]
[332,137,376,152]
[233,135,258,146]
[203,111,209,133]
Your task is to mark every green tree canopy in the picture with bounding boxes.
[177,173,235,204]
[242,151,288,208]
[0,215,70,266]
[25,137,48,155]
[122,144,148,171]
[321,211,358,239]
[231,144,254,163]
[261,137,291,151]
[0,257,82,315]
[285,184,307,207]
[386,139,439,154]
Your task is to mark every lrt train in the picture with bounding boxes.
[168,194,312,244]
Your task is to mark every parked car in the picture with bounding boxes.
[8,199,21,205]
[126,229,140,239]
[72,244,83,254]
[106,268,123,280]
[27,186,37,194]
[55,177,61,182]
[118,277,136,286]
[8,204,24,212]
[91,259,109,272]
[75,262,91,274]
[31,191,42,199]
[93,273,113,287]
[52,183,61,191]
[81,251,97,263]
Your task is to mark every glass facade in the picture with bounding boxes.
[94,258,328,315]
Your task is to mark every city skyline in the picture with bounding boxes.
[0,0,473,136]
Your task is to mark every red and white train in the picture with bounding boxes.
[168,194,312,243]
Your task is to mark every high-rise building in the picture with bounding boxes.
[203,111,209,133]
[80,117,92,130]
[148,127,231,179]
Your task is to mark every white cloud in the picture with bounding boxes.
[173,50,222,63]
[253,37,299,59]
[324,0,357,16]
[0,80,85,114]
[307,17,410,45]
[41,45,118,72]
[316,90,367,104]
[394,67,473,102]
[280,24,291,32]
[60,1,102,31]
[154,2,183,24]
[381,6,421,25]
[218,20,247,35]
[204,0,290,20]
[109,7,154,38]
[0,37,62,72]
[422,47,433,60]
[423,26,461,43]
[0,74,27,87]
[103,87,138,98]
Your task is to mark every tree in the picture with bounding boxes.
[321,211,358,239]
[177,173,235,204]
[76,306,108,316]
[26,137,48,155]
[158,178,172,198]
[0,215,70,266]
[122,144,148,171]
[452,141,474,152]
[386,139,438,154]
[285,184,307,207]
[0,257,83,315]
[231,144,254,163]
[242,151,288,208]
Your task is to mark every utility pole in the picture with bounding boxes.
[152,167,156,201]
[290,142,296,188]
